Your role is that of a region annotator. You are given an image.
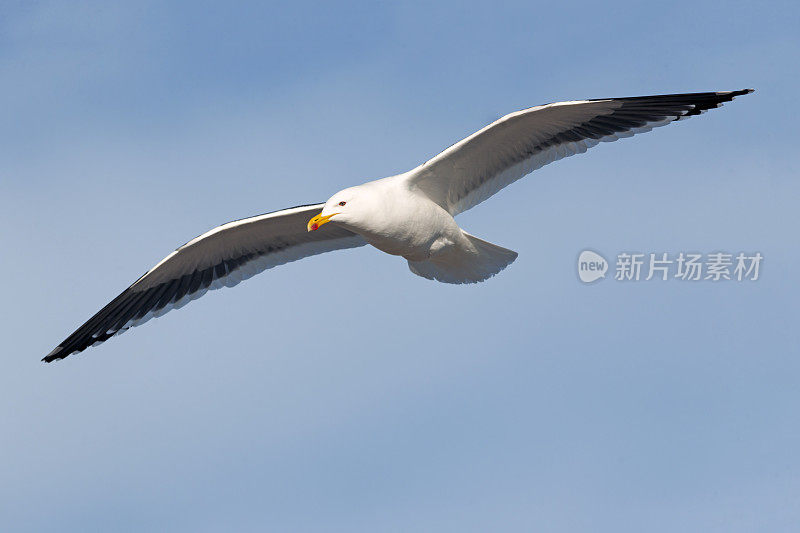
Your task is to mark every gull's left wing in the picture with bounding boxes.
[44,204,365,362]
[406,90,753,215]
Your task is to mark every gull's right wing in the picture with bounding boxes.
[44,204,365,362]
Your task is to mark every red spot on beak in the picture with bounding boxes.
[310,223,319,231]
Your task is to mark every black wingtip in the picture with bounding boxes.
[42,346,65,363]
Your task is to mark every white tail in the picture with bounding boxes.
[408,232,518,284]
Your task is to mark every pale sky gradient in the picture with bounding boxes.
[2,1,799,531]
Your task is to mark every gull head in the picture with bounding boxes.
[307,186,367,232]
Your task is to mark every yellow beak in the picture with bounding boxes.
[307,212,337,232]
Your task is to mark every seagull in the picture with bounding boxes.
[44,89,753,362]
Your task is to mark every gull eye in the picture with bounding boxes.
[338,201,346,206]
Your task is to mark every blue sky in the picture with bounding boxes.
[2,1,799,531]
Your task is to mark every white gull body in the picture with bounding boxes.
[44,90,753,361]
[313,176,518,283]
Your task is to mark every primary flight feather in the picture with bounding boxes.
[44,89,753,362]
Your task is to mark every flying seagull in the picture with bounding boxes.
[44,89,753,362]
